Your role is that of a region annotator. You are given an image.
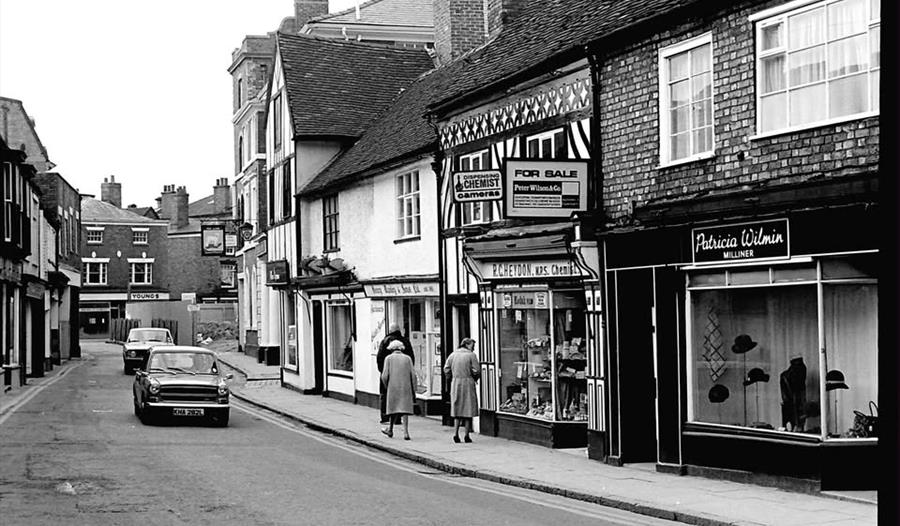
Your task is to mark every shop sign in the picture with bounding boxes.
[0,259,22,282]
[129,292,169,301]
[364,282,438,298]
[452,170,502,202]
[266,260,290,286]
[502,291,549,309]
[478,259,585,280]
[504,159,588,218]
[693,219,789,263]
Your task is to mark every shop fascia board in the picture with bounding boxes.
[463,235,570,260]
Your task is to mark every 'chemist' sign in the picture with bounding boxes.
[453,170,502,202]
[505,159,588,217]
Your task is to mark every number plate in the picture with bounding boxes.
[172,408,204,416]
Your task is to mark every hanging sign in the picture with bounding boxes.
[504,159,588,217]
[453,170,502,202]
[266,260,290,286]
[692,219,790,263]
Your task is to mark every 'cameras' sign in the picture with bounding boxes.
[452,170,502,202]
[505,159,588,217]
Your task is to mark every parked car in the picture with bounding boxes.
[132,346,233,427]
[123,327,175,373]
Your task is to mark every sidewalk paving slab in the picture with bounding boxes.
[213,348,876,526]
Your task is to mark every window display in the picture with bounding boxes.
[387,298,442,396]
[327,303,353,372]
[497,290,587,422]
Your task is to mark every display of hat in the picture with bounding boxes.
[742,367,770,386]
[825,369,849,391]
[708,384,730,403]
[731,334,758,354]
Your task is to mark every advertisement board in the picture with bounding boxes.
[452,170,502,202]
[504,159,588,217]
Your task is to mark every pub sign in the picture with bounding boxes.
[692,219,790,263]
[266,260,290,286]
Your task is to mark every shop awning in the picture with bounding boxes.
[464,221,574,260]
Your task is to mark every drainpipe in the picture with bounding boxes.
[428,114,451,426]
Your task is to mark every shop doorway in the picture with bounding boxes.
[311,300,324,394]
[29,298,44,377]
[79,303,110,339]
[615,269,658,464]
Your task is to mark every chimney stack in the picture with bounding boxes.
[294,0,329,28]
[435,0,530,66]
[173,186,189,228]
[100,175,122,208]
[158,184,176,219]
[213,177,231,215]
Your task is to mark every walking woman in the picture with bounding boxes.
[444,337,480,443]
[380,340,417,440]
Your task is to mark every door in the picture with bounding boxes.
[312,300,324,394]
[30,298,44,377]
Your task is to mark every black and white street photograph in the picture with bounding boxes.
[0,0,895,524]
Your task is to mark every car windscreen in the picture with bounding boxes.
[127,329,172,343]
[148,352,218,374]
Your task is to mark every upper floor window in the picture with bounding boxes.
[396,170,420,239]
[2,162,13,242]
[755,0,880,134]
[323,194,339,251]
[238,136,244,169]
[459,150,494,226]
[84,261,108,285]
[237,78,243,107]
[86,227,104,244]
[281,162,293,220]
[129,261,153,285]
[273,93,283,150]
[659,33,713,164]
[526,129,565,159]
[132,228,148,245]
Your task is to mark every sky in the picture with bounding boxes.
[0,0,358,207]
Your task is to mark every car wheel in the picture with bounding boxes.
[124,363,131,375]
[133,397,141,417]
[138,404,153,425]
[212,410,229,427]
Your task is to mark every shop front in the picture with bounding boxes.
[462,224,601,448]
[603,182,879,489]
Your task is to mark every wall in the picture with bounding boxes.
[82,222,169,293]
[166,234,231,299]
[126,300,195,346]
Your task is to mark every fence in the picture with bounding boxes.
[151,319,179,343]
[110,318,141,343]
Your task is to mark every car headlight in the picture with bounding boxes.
[217,379,229,396]
[149,378,161,394]
[127,350,136,357]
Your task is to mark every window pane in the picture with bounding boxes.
[761,92,788,131]
[670,79,690,108]
[412,173,419,191]
[671,106,690,133]
[789,46,826,85]
[870,26,880,67]
[671,132,690,159]
[790,83,827,125]
[691,44,711,74]
[480,151,490,167]
[828,0,867,40]
[829,73,868,116]
[789,8,825,49]
[462,203,473,224]
[669,51,689,80]
[692,100,712,128]
[870,0,880,20]
[460,157,471,171]
[692,126,713,155]
[762,22,784,50]
[328,305,353,372]
[541,138,552,158]
[828,35,867,77]
[527,139,539,158]
[692,72,712,101]
[762,55,786,93]
[871,69,880,110]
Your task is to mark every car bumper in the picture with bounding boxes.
[146,401,230,409]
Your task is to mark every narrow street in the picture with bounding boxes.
[0,341,677,526]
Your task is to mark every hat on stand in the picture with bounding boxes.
[825,369,849,391]
[743,367,770,386]
[731,334,758,354]
[708,384,730,403]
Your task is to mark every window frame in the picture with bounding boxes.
[132,228,149,245]
[525,129,566,159]
[273,93,283,150]
[458,150,495,226]
[396,170,421,240]
[323,194,339,252]
[658,32,716,167]
[84,261,108,285]
[129,260,153,285]
[3,162,13,242]
[752,0,880,138]
[86,227,104,245]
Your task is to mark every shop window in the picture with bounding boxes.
[396,170,420,239]
[387,298,442,397]
[327,303,353,373]
[458,150,494,226]
[497,290,588,422]
[323,194,339,251]
[755,0,880,134]
[659,33,714,164]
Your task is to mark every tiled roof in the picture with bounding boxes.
[82,198,163,224]
[125,206,159,219]
[308,0,434,28]
[168,218,203,235]
[277,33,434,138]
[431,0,700,111]
[187,194,231,218]
[299,67,446,195]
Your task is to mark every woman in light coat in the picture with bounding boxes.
[444,337,480,443]
[380,340,417,440]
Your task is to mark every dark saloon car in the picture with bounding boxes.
[123,327,174,373]
[133,347,233,426]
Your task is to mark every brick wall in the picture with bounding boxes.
[81,223,168,292]
[599,0,879,225]
[165,235,225,298]
[435,0,488,66]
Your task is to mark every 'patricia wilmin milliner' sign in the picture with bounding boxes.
[692,219,790,263]
[453,170,503,202]
[504,159,588,217]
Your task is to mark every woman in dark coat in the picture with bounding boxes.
[380,340,417,440]
[444,338,480,443]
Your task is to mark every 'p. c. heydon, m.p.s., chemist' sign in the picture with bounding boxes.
[505,159,588,218]
[692,219,790,263]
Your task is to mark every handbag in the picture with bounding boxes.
[851,401,878,438]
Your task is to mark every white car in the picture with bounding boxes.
[123,327,174,374]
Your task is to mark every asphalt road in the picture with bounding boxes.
[0,341,679,526]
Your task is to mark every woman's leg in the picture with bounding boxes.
[464,417,473,442]
[453,418,461,442]
[401,415,410,440]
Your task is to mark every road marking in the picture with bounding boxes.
[0,361,84,426]
[232,401,677,525]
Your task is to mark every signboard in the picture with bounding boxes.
[187,304,200,312]
[364,282,439,298]
[181,292,197,303]
[452,170,502,202]
[129,292,169,301]
[225,234,238,256]
[201,225,225,256]
[692,219,790,264]
[501,291,549,309]
[476,259,586,280]
[266,260,290,286]
[504,159,588,217]
[286,325,297,367]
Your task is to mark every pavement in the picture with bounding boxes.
[0,345,877,526]
[210,347,878,526]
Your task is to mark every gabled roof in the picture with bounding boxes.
[277,33,433,138]
[82,198,164,224]
[0,97,54,172]
[431,0,700,112]
[125,206,159,219]
[299,67,446,196]
[307,0,434,28]
[187,194,231,218]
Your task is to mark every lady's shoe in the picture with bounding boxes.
[453,435,461,443]
[464,436,472,443]
[382,428,393,438]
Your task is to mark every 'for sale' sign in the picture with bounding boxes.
[505,159,588,217]
[453,170,502,202]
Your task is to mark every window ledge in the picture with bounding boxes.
[323,248,339,254]
[749,112,879,142]
[394,236,421,245]
[656,151,716,170]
